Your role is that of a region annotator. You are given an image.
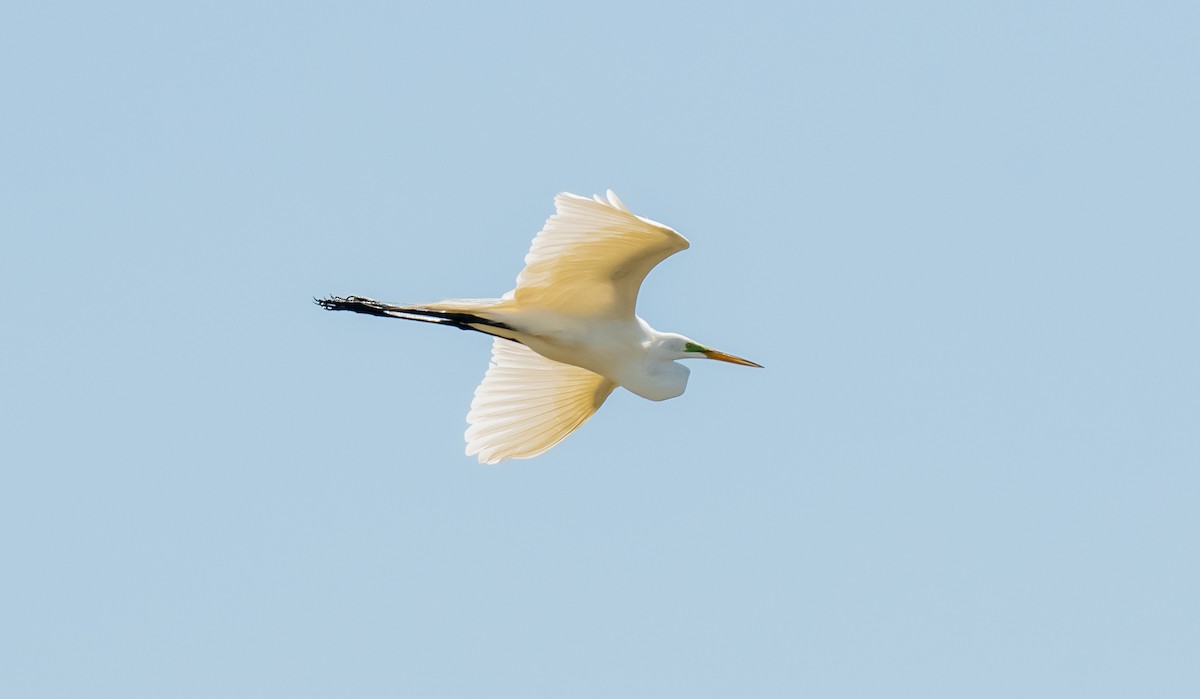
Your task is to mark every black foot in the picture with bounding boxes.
[314,295,396,318]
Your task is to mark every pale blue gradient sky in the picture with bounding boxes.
[3,2,1198,697]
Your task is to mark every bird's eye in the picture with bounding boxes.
[684,342,707,353]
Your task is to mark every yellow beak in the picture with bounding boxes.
[702,348,763,368]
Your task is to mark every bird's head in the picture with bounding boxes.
[657,333,762,368]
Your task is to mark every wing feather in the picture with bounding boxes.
[511,190,689,318]
[465,338,617,464]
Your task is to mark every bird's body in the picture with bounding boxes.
[319,190,760,463]
[462,306,689,401]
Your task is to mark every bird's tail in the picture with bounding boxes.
[315,295,517,336]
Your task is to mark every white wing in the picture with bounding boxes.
[509,190,690,319]
[465,338,617,464]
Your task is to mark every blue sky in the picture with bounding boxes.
[3,1,1198,696]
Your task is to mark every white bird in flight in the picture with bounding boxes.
[318,190,761,463]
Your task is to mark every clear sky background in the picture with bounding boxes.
[3,1,1198,697]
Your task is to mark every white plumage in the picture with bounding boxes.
[319,190,760,463]
[465,338,616,464]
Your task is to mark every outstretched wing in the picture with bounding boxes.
[465,338,617,464]
[509,190,690,319]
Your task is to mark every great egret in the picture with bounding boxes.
[318,190,761,463]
